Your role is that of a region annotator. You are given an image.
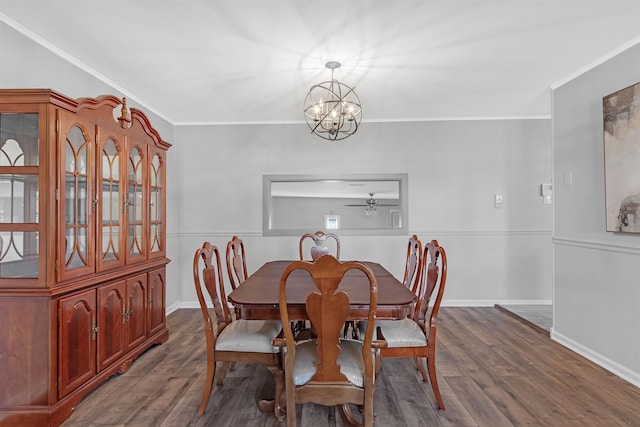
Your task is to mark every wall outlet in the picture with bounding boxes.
[495,194,504,208]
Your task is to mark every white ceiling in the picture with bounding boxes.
[1,1,639,125]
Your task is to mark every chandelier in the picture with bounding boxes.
[303,61,362,141]
[364,205,377,216]
[364,193,378,216]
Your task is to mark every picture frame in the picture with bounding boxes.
[603,81,640,232]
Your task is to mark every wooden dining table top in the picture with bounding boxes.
[227,260,417,321]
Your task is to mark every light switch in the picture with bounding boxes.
[541,183,552,205]
[495,194,504,208]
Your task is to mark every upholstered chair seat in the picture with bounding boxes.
[359,318,427,348]
[292,339,366,387]
[216,319,282,353]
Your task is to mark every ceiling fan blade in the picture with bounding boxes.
[344,204,368,207]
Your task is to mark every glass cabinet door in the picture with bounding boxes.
[97,132,124,271]
[126,145,146,263]
[0,111,40,281]
[149,152,164,257]
[58,113,94,281]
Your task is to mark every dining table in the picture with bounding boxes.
[227,260,417,321]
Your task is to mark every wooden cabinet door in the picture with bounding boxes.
[148,149,166,259]
[126,273,147,350]
[125,144,147,264]
[147,267,166,336]
[57,110,95,282]
[58,289,96,398]
[97,280,126,372]
[96,128,125,272]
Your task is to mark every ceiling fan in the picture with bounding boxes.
[345,193,399,208]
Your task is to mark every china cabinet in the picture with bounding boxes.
[0,89,171,426]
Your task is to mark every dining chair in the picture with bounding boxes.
[299,230,341,261]
[226,235,248,290]
[374,239,448,410]
[298,231,342,338]
[193,241,284,419]
[403,234,423,295]
[273,255,386,427]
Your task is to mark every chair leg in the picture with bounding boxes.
[364,400,374,427]
[216,361,232,385]
[426,353,445,410]
[198,359,217,415]
[415,356,428,382]
[285,379,297,427]
[286,404,296,427]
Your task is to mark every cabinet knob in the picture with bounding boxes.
[91,319,100,340]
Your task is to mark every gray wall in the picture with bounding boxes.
[552,43,640,387]
[175,119,553,307]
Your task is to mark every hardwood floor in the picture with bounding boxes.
[494,304,553,334]
[495,304,553,334]
[62,307,640,426]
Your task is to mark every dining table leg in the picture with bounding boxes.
[259,365,286,421]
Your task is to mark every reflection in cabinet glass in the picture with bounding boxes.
[128,146,144,260]
[0,113,39,166]
[150,154,162,253]
[0,174,40,223]
[0,112,40,278]
[100,137,122,266]
[64,125,91,271]
[0,231,39,278]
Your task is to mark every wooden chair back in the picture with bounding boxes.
[415,239,447,324]
[402,234,423,294]
[298,230,341,261]
[277,255,380,426]
[193,242,232,346]
[226,235,248,290]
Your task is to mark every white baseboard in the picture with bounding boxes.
[166,301,181,314]
[170,299,553,311]
[551,328,640,389]
[441,299,552,307]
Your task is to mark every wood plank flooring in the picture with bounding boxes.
[494,304,553,334]
[61,308,640,426]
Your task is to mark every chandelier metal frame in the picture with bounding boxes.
[303,61,362,141]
